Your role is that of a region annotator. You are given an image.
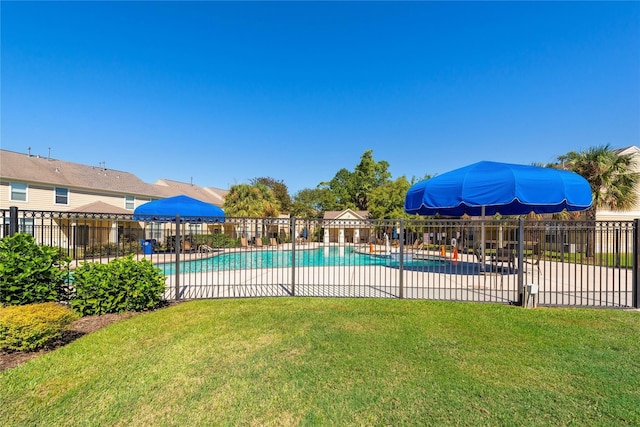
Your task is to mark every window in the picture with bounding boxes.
[125,195,135,210]
[10,182,27,202]
[55,187,69,205]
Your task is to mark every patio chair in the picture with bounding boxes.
[269,237,278,247]
[256,237,263,248]
[240,237,248,248]
[490,246,516,272]
[523,242,542,277]
[180,240,193,253]
[408,239,422,252]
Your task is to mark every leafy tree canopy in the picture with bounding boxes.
[368,176,413,219]
[318,149,392,211]
[290,188,329,218]
[250,177,292,213]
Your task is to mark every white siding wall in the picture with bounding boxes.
[0,180,154,212]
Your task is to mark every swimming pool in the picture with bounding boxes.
[160,246,446,274]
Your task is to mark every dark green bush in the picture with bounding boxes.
[83,241,141,257]
[70,255,167,315]
[0,302,78,351]
[0,233,70,306]
[190,233,236,248]
[209,233,235,247]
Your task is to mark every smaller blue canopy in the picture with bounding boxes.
[133,195,225,222]
[405,161,593,217]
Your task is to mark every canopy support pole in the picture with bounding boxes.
[481,206,486,271]
[175,214,181,300]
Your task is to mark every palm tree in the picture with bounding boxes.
[558,144,639,221]
[223,183,281,242]
[558,144,640,256]
[223,184,265,217]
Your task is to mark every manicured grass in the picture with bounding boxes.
[544,251,634,268]
[1,299,639,426]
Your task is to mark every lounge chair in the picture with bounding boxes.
[198,244,214,253]
[406,239,424,252]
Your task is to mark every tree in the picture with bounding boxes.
[558,144,639,222]
[223,183,281,240]
[557,144,640,257]
[250,177,292,213]
[353,150,391,210]
[318,150,392,211]
[223,183,281,217]
[318,168,357,211]
[368,176,412,219]
[291,188,327,218]
[222,184,265,217]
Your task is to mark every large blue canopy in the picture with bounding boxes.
[133,195,225,222]
[405,161,593,217]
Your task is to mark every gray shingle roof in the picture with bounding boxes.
[1,149,162,197]
[1,149,233,209]
[154,179,226,207]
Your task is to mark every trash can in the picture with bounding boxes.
[142,239,155,255]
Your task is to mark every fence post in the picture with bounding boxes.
[633,219,639,309]
[291,217,296,296]
[175,214,181,301]
[399,218,404,299]
[518,218,525,306]
[9,206,18,236]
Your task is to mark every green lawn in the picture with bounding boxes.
[1,299,639,426]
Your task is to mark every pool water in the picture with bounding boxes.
[160,246,444,274]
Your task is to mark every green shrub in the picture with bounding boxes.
[83,241,141,257]
[0,233,70,306]
[70,255,167,315]
[210,233,235,247]
[190,233,235,248]
[0,302,78,351]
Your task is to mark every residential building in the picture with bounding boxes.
[0,148,228,247]
[322,209,371,244]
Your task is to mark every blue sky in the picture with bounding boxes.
[2,1,638,195]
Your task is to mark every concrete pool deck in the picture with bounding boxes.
[150,244,634,309]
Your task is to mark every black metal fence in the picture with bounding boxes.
[2,208,638,309]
